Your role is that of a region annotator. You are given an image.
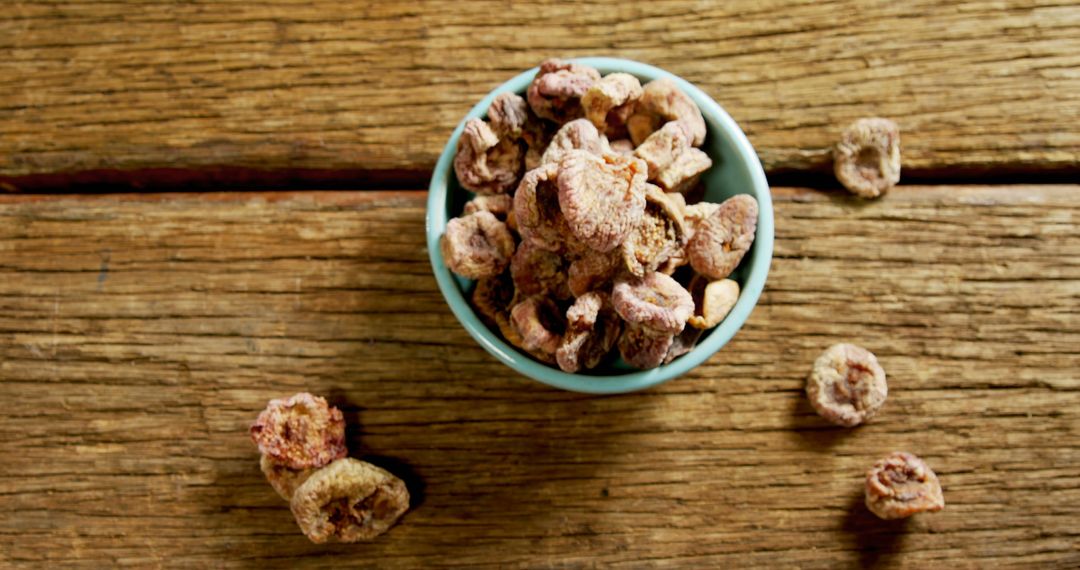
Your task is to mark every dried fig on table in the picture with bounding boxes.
[291,458,410,543]
[556,292,623,373]
[834,117,901,198]
[612,271,694,335]
[631,78,707,146]
[527,58,601,123]
[440,210,515,280]
[806,343,888,427]
[250,392,347,470]
[621,184,688,277]
[453,118,524,195]
[865,452,945,520]
[581,72,644,138]
[540,118,607,166]
[557,150,648,253]
[686,194,758,280]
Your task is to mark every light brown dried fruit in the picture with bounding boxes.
[637,78,707,146]
[581,73,644,137]
[511,241,571,300]
[621,185,688,277]
[556,292,622,373]
[567,250,623,297]
[513,163,585,254]
[250,392,347,470]
[618,323,675,370]
[557,150,648,253]
[806,343,888,427]
[687,277,740,330]
[686,194,758,280]
[834,117,901,198]
[627,112,663,147]
[865,452,945,520]
[463,194,513,220]
[540,119,606,166]
[488,92,530,140]
[472,270,515,327]
[683,201,720,240]
[510,296,567,360]
[453,118,524,195]
[634,121,692,179]
[261,454,314,501]
[612,271,694,334]
[291,458,410,543]
[440,210,515,280]
[655,147,713,194]
[526,58,601,123]
[664,325,704,364]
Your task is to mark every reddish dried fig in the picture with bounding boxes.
[655,147,712,194]
[865,452,945,520]
[453,118,524,195]
[635,78,706,146]
[582,73,644,137]
[250,392,347,470]
[540,118,606,166]
[634,121,692,179]
[510,296,567,361]
[612,271,694,335]
[527,58,601,123]
[557,150,648,253]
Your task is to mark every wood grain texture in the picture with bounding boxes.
[2,1,1079,187]
[0,186,1077,568]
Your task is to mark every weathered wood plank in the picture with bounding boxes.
[0,187,1077,568]
[1,1,1079,187]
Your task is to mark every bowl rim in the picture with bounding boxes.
[426,57,773,394]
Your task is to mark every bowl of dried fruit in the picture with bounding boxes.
[427,57,773,394]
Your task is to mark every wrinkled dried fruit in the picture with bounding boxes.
[582,73,644,137]
[250,392,347,470]
[527,58,601,123]
[687,194,758,280]
[513,163,584,254]
[683,201,720,240]
[472,270,515,327]
[834,117,901,198]
[510,296,567,360]
[261,454,314,501]
[806,343,888,427]
[511,241,571,300]
[612,271,694,334]
[463,194,513,220]
[558,150,648,253]
[488,92,530,140]
[687,278,740,329]
[441,210,516,279]
[567,250,623,297]
[655,147,713,194]
[664,325,703,364]
[618,323,675,369]
[540,119,606,166]
[621,185,688,277]
[453,118,524,195]
[627,112,663,147]
[637,79,707,146]
[634,121,692,179]
[865,452,945,520]
[556,292,622,373]
[291,458,410,543]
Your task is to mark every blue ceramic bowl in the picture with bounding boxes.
[427,57,773,394]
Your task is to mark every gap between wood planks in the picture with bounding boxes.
[1,164,1078,194]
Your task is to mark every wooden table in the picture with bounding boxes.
[1,2,1077,568]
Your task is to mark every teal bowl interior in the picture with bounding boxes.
[426,57,773,394]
